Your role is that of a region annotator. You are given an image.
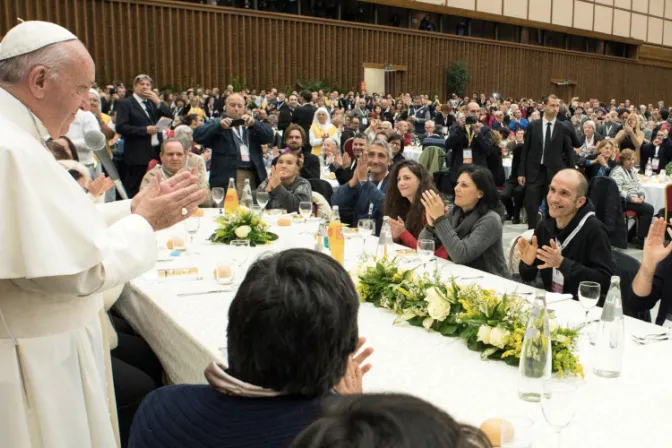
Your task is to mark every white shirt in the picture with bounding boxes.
[541,117,556,163]
[65,109,101,165]
[133,93,159,146]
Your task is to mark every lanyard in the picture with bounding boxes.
[555,212,595,252]
[232,126,247,146]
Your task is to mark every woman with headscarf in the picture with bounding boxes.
[309,107,339,157]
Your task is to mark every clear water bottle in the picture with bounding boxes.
[377,216,395,259]
[241,179,254,208]
[645,160,653,177]
[518,292,552,402]
[331,205,341,223]
[593,276,625,378]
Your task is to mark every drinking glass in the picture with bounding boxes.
[212,187,225,215]
[357,219,375,255]
[299,201,313,222]
[251,204,262,217]
[230,240,250,283]
[256,191,269,211]
[417,239,435,271]
[578,281,600,328]
[183,217,200,254]
[541,380,579,448]
[500,416,534,448]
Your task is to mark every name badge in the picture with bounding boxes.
[551,268,564,293]
[652,157,660,170]
[463,149,473,164]
[240,144,250,162]
[362,118,368,126]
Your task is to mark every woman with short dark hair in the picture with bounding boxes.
[388,134,405,163]
[419,165,510,278]
[129,249,372,448]
[291,393,493,448]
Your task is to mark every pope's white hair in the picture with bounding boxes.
[0,42,71,85]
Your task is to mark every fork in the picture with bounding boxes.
[631,332,670,345]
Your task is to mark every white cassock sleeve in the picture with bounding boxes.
[12,214,156,296]
[96,199,133,227]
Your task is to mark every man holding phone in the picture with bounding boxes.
[194,93,274,196]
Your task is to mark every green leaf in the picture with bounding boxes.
[439,322,459,336]
[481,347,499,360]
[407,316,424,327]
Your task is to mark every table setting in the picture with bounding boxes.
[117,208,672,448]
[639,173,669,212]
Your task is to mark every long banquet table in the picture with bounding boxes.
[117,209,671,447]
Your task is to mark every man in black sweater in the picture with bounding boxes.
[518,169,614,301]
[281,124,320,180]
[291,90,317,137]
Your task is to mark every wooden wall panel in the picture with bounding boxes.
[1,0,671,103]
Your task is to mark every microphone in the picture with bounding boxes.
[84,129,129,200]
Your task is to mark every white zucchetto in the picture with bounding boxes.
[0,20,77,61]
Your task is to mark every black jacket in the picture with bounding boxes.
[519,119,581,183]
[445,124,492,182]
[597,122,623,139]
[519,201,615,300]
[639,140,672,174]
[434,112,455,130]
[486,146,506,187]
[278,104,294,132]
[116,96,173,166]
[583,155,618,181]
[507,142,523,182]
[587,176,628,249]
[292,104,317,136]
[631,251,672,325]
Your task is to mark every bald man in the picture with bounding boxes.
[194,93,274,196]
[518,169,613,301]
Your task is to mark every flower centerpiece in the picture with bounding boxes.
[208,206,278,247]
[354,257,583,377]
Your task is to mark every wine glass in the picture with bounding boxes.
[230,240,250,283]
[357,219,375,255]
[299,201,313,222]
[212,187,225,215]
[417,239,435,272]
[541,379,579,448]
[578,281,600,332]
[183,217,200,254]
[256,191,269,211]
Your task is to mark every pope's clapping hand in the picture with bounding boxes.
[132,170,207,231]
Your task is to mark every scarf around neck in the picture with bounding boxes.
[450,207,485,239]
[204,362,286,398]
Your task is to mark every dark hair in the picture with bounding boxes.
[660,109,669,120]
[353,132,368,141]
[291,393,493,448]
[388,134,405,153]
[227,249,359,396]
[455,165,500,215]
[57,136,79,162]
[68,169,84,182]
[182,114,200,127]
[46,139,72,160]
[301,90,312,103]
[384,160,438,238]
[542,94,559,105]
[283,124,306,146]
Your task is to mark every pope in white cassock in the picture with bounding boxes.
[0,22,207,447]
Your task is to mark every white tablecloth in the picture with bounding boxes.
[403,147,422,162]
[118,210,671,447]
[640,176,668,212]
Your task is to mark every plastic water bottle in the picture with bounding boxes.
[377,216,395,259]
[241,179,254,208]
[593,276,625,378]
[331,205,341,223]
[645,160,653,178]
[518,292,552,402]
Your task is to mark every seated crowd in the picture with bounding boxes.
[51,77,672,446]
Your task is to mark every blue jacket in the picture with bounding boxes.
[194,119,273,189]
[509,118,529,132]
[332,176,389,234]
[129,385,322,448]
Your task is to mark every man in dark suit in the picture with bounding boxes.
[291,90,317,137]
[445,102,492,187]
[434,104,455,136]
[597,111,622,139]
[640,130,672,174]
[278,93,298,132]
[518,94,582,229]
[116,74,173,198]
[194,93,273,196]
[212,88,225,115]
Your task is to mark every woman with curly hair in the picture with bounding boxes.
[384,161,448,258]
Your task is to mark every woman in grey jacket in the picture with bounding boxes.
[419,165,511,279]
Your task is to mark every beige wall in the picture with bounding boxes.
[415,0,672,47]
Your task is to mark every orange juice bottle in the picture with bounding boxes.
[328,221,345,265]
[224,178,239,214]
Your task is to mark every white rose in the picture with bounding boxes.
[489,327,511,349]
[424,287,451,321]
[422,317,434,330]
[235,225,251,238]
[549,319,559,332]
[238,205,250,213]
[477,325,492,345]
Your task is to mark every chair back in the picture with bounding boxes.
[418,146,445,174]
[587,176,628,249]
[507,229,535,276]
[307,178,334,204]
[312,191,332,220]
[612,250,651,323]
[343,138,355,159]
[665,184,672,222]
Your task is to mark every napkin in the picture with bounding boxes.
[545,292,573,304]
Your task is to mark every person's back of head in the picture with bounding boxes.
[227,249,359,396]
[660,109,669,121]
[301,90,312,104]
[291,393,492,448]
